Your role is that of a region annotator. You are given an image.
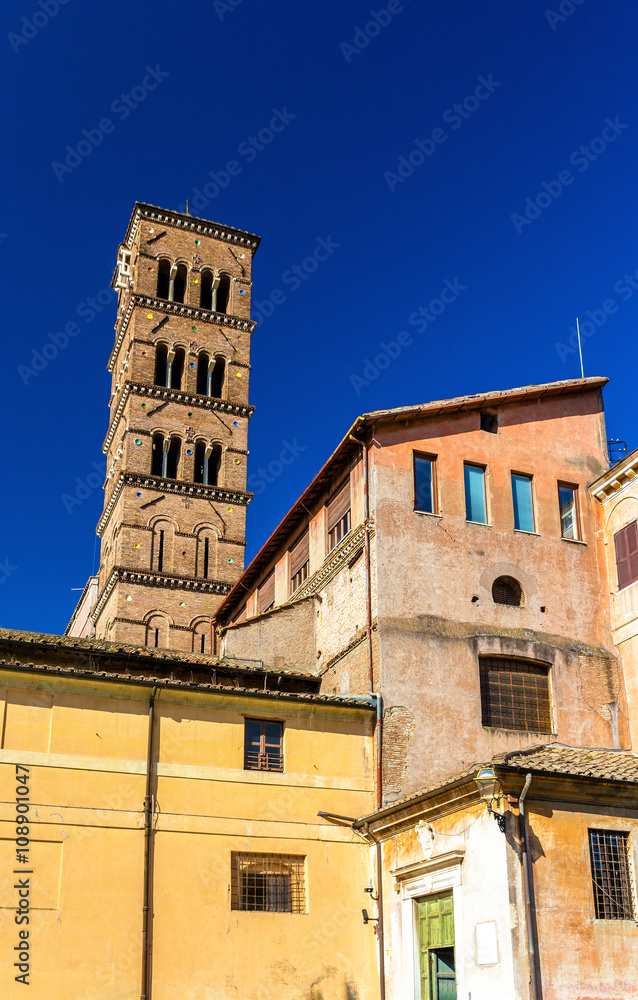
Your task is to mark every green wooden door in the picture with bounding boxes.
[417,892,456,1000]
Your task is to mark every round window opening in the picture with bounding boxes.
[492,576,523,607]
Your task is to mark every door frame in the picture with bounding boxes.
[392,851,465,1000]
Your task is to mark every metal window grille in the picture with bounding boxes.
[291,561,309,594]
[492,576,523,606]
[480,657,552,733]
[589,830,635,920]
[231,853,305,913]
[328,510,351,552]
[244,720,283,772]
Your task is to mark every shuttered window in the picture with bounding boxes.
[327,478,351,552]
[257,571,275,614]
[614,520,638,591]
[290,530,309,594]
[480,657,552,733]
[234,604,247,624]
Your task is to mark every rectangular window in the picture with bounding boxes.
[290,529,309,594]
[257,570,275,614]
[327,478,351,552]
[231,852,305,913]
[464,464,487,524]
[558,483,580,540]
[614,520,638,591]
[244,719,283,771]
[480,657,552,733]
[414,453,436,514]
[589,830,635,920]
[512,473,535,532]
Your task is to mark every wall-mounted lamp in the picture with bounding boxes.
[364,885,379,901]
[475,766,507,833]
[362,908,379,925]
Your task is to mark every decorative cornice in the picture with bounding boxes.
[103,381,254,454]
[108,296,256,373]
[91,567,232,624]
[591,451,638,505]
[288,519,375,604]
[97,473,253,537]
[129,204,260,251]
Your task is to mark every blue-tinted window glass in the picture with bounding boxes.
[464,464,487,524]
[559,486,578,539]
[512,474,534,532]
[414,456,434,513]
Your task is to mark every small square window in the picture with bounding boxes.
[512,473,535,533]
[414,453,437,514]
[244,719,283,771]
[589,830,635,920]
[480,412,498,434]
[231,852,305,913]
[558,483,580,540]
[464,464,487,524]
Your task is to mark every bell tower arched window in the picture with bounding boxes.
[194,441,222,486]
[151,434,181,479]
[200,270,220,311]
[216,273,231,314]
[157,259,170,299]
[146,613,169,649]
[196,352,226,398]
[168,263,188,304]
[154,342,168,386]
[151,519,175,573]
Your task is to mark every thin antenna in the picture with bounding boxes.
[576,317,584,378]
[185,199,189,215]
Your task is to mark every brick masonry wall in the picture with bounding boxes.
[95,207,257,650]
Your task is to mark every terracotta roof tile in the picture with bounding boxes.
[494,743,638,783]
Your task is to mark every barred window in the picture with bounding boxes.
[244,719,283,771]
[231,853,305,913]
[479,657,552,733]
[589,830,635,920]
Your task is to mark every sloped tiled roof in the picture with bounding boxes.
[0,627,307,678]
[494,743,638,784]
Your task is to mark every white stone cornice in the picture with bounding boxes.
[108,295,256,373]
[102,381,254,454]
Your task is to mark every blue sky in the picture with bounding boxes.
[1,0,636,633]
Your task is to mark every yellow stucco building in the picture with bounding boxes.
[0,632,378,999]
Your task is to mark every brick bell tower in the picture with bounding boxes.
[91,203,258,652]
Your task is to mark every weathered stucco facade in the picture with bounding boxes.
[216,378,629,800]
[0,632,377,999]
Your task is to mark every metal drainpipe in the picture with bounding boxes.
[519,773,541,1000]
[349,431,383,810]
[141,685,158,1000]
[363,822,386,1000]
